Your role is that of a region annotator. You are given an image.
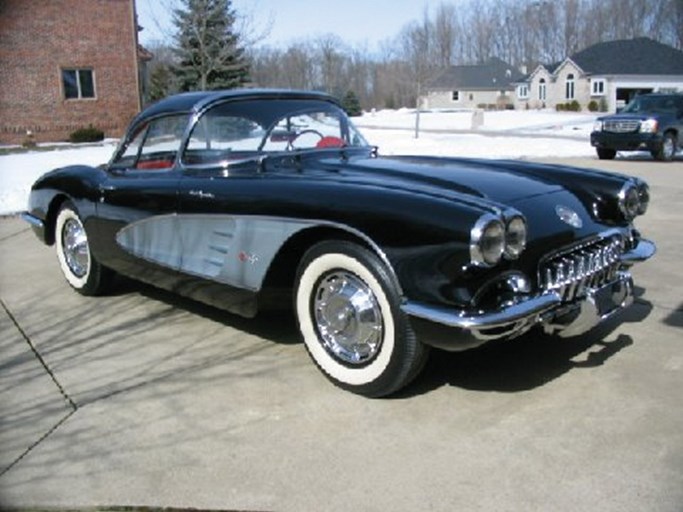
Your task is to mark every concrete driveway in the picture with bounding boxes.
[1,156,681,511]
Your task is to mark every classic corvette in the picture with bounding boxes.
[23,89,655,397]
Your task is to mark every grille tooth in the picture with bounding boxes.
[540,235,624,302]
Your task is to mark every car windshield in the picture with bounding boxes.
[622,95,683,115]
[183,98,368,167]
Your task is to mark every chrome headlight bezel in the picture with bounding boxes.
[618,182,641,221]
[504,214,527,260]
[470,214,506,267]
[470,211,528,267]
[636,181,650,215]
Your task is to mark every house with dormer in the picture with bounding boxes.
[515,38,683,112]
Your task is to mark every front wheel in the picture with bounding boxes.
[295,241,428,397]
[55,201,112,295]
[652,132,676,161]
[597,148,616,160]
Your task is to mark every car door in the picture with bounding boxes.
[91,114,186,283]
[175,105,269,290]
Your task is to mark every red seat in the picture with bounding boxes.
[316,136,345,148]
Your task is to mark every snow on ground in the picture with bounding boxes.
[355,108,597,137]
[0,109,597,216]
[0,142,116,216]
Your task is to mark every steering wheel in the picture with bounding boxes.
[289,129,324,149]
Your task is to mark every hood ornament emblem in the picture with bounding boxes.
[556,205,583,228]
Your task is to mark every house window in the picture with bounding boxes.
[591,79,605,96]
[451,91,460,102]
[62,69,95,99]
[517,85,529,99]
[538,78,546,101]
[565,73,575,100]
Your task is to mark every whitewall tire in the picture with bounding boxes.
[55,201,111,295]
[295,241,428,397]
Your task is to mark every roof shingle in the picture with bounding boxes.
[428,57,525,90]
[571,37,683,75]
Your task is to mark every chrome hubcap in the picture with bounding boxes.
[62,218,89,277]
[313,271,383,365]
[663,138,675,158]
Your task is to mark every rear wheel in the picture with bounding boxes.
[295,241,428,397]
[652,132,676,161]
[597,148,616,160]
[55,201,112,295]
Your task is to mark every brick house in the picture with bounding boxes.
[0,0,143,144]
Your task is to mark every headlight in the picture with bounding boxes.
[504,215,527,259]
[470,215,505,267]
[639,118,658,133]
[593,120,603,132]
[636,181,650,215]
[618,183,640,220]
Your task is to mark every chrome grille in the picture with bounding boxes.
[540,236,624,302]
[603,120,640,133]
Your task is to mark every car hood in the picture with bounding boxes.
[599,111,675,122]
[336,155,563,206]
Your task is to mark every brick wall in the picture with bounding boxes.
[0,0,141,144]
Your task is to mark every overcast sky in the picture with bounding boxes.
[136,0,450,50]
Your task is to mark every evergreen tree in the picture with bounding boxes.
[341,90,362,117]
[147,62,174,103]
[172,0,250,91]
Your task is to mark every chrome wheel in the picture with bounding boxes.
[313,271,383,365]
[662,136,675,160]
[296,241,429,397]
[62,217,89,277]
[55,201,112,295]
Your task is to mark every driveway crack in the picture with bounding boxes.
[1,299,77,410]
[1,299,79,477]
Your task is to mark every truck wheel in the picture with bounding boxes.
[652,132,676,162]
[596,148,616,160]
[55,201,112,296]
[295,241,428,397]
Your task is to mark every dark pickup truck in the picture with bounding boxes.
[591,93,683,161]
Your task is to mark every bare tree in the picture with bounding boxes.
[433,2,458,67]
[397,11,438,137]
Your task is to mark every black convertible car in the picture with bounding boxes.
[23,89,655,397]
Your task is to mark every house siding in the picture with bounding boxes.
[0,0,141,144]
[515,40,683,112]
[425,90,514,109]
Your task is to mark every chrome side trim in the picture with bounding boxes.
[403,292,561,331]
[21,212,44,229]
[620,238,656,265]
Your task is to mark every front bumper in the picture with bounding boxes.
[590,131,663,152]
[21,211,47,242]
[403,238,656,351]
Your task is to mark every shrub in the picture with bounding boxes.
[69,125,104,143]
[557,101,581,112]
[22,131,37,149]
[587,100,599,112]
